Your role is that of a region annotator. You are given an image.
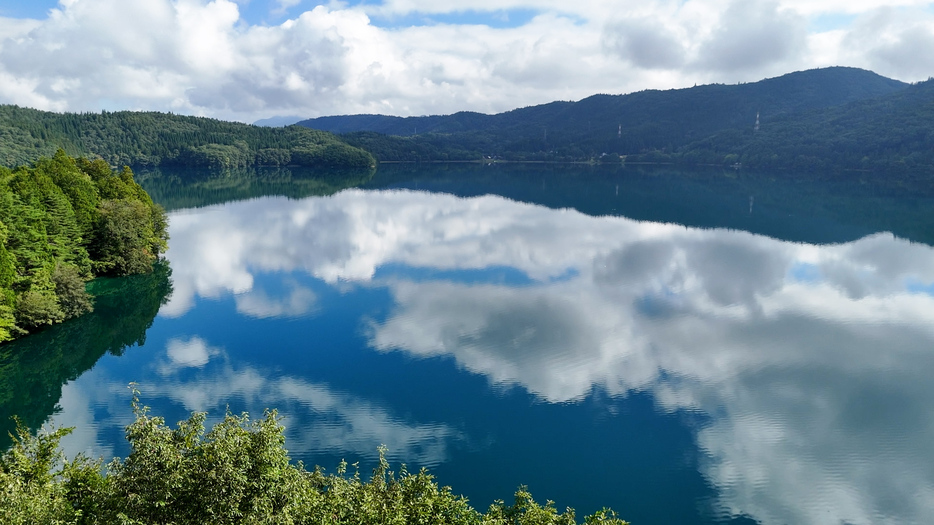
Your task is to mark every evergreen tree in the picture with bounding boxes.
[0,152,168,342]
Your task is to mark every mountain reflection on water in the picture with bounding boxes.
[30,175,934,525]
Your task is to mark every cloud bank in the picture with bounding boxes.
[1,0,933,122]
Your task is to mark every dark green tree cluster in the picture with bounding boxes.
[0,151,168,343]
[0,399,628,525]
[0,106,375,170]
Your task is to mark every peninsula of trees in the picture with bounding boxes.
[298,67,934,174]
[0,151,168,343]
[0,106,375,170]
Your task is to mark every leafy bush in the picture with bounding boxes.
[13,289,64,330]
[51,263,93,319]
[0,396,629,525]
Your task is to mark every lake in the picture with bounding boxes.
[2,164,934,525]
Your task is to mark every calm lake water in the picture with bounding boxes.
[3,164,934,525]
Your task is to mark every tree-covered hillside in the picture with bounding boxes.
[669,77,934,173]
[0,151,168,343]
[299,67,910,163]
[0,106,375,170]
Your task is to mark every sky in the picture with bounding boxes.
[0,0,933,123]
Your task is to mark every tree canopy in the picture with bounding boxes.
[0,107,375,170]
[0,151,168,343]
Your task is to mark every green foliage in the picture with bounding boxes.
[107,402,314,525]
[0,421,81,524]
[0,400,629,525]
[483,487,577,525]
[91,199,159,276]
[677,79,934,173]
[14,289,65,330]
[0,106,375,170]
[36,150,101,240]
[51,263,93,319]
[0,152,168,342]
[0,305,16,344]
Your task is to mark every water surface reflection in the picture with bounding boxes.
[56,188,934,524]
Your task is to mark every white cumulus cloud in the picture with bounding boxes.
[0,0,931,121]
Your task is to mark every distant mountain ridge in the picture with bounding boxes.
[298,67,906,148]
[253,115,304,127]
[296,67,933,173]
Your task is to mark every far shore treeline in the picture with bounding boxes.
[0,150,168,343]
[2,68,933,178]
[0,105,376,170]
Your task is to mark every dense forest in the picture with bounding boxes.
[0,106,375,170]
[0,150,168,343]
[299,67,934,175]
[661,78,934,173]
[1,398,629,525]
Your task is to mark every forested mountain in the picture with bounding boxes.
[302,67,904,137]
[298,67,932,173]
[2,67,928,174]
[0,151,168,343]
[673,78,934,172]
[0,106,375,170]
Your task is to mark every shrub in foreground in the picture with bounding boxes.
[0,396,628,525]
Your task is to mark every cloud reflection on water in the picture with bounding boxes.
[163,190,934,525]
[52,334,460,469]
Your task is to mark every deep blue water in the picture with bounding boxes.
[4,165,934,525]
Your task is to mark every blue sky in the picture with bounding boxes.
[0,0,932,122]
[0,0,540,28]
[0,1,54,18]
